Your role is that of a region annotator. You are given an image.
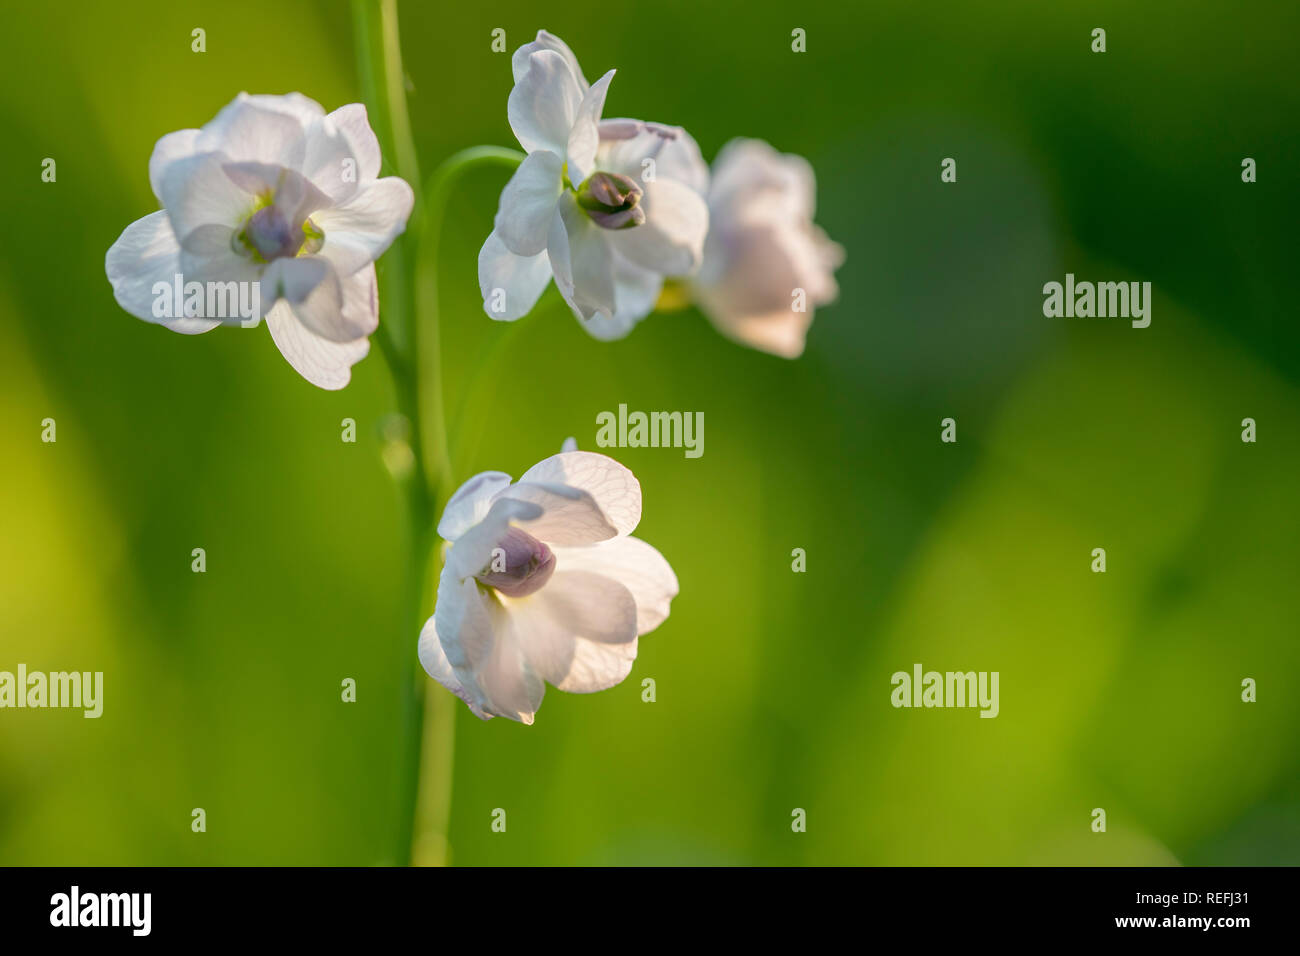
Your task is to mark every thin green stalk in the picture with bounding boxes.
[357,0,528,866]
[407,145,524,866]
[414,145,525,498]
[353,0,433,868]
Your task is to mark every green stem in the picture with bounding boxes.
[353,0,432,868]
[406,145,524,866]
[414,146,525,494]
[357,0,526,867]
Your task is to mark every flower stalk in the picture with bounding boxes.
[354,0,526,866]
[353,0,436,867]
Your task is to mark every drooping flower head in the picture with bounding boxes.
[105,93,414,389]
[420,450,678,724]
[479,31,709,340]
[691,139,844,358]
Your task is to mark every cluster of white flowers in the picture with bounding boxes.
[481,31,844,358]
[103,30,844,723]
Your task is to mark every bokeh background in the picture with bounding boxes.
[1,0,1297,865]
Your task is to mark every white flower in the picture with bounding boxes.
[479,31,709,340]
[419,450,678,724]
[105,92,414,389]
[691,139,844,358]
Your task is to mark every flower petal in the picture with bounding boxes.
[196,93,312,168]
[708,138,815,222]
[437,574,544,724]
[339,261,380,337]
[508,570,639,693]
[695,221,839,359]
[263,255,329,306]
[221,161,333,225]
[517,451,641,535]
[160,152,259,244]
[566,70,615,184]
[438,471,514,541]
[296,115,364,204]
[501,481,619,546]
[551,535,678,634]
[596,118,709,196]
[104,211,220,333]
[418,613,492,720]
[447,496,545,579]
[176,224,264,298]
[511,30,588,90]
[493,150,563,257]
[508,50,584,157]
[148,129,201,200]
[264,300,370,390]
[314,176,415,275]
[325,103,382,180]
[273,257,376,343]
[582,252,660,341]
[478,231,552,321]
[549,194,616,321]
[605,177,708,276]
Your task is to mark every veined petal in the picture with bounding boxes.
[431,569,497,719]
[551,536,678,634]
[148,129,201,201]
[438,574,544,724]
[478,231,552,321]
[438,471,514,541]
[494,150,563,257]
[297,114,364,204]
[418,613,492,720]
[597,118,709,197]
[196,92,312,169]
[263,255,329,306]
[501,481,619,546]
[237,91,326,126]
[508,570,639,693]
[511,30,588,90]
[581,253,660,341]
[104,210,220,333]
[517,451,641,535]
[160,152,259,244]
[221,161,332,225]
[448,496,545,579]
[549,194,616,322]
[605,177,708,276]
[508,50,584,157]
[264,300,370,390]
[566,70,614,184]
[339,261,380,338]
[314,176,415,275]
[325,103,382,181]
[275,257,375,343]
[177,223,264,297]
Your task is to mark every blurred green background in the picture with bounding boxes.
[1,0,1297,865]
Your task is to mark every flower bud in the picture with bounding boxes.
[575,171,645,230]
[475,526,556,598]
